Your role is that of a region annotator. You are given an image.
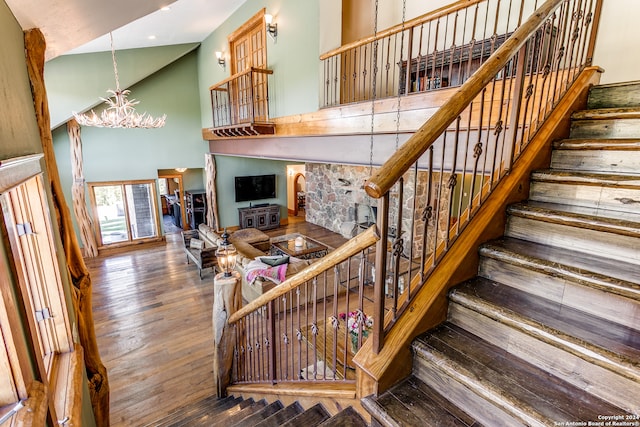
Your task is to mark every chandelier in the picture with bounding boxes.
[73,33,166,129]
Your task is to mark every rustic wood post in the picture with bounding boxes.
[24,28,109,426]
[67,118,98,257]
[212,271,242,397]
[205,154,221,231]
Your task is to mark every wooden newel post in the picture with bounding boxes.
[212,271,242,397]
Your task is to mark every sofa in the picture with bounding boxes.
[196,224,344,307]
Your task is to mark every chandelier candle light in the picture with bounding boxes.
[73,32,166,129]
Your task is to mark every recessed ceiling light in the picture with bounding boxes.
[161,6,171,11]
[148,35,157,40]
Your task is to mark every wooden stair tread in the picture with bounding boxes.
[572,107,640,120]
[150,395,241,426]
[317,406,368,427]
[531,169,640,183]
[253,402,304,427]
[587,81,640,110]
[450,279,640,372]
[414,323,626,424]
[231,400,284,427]
[362,375,482,427]
[174,398,253,427]
[553,138,640,150]
[508,201,640,235]
[212,399,267,426]
[280,403,330,427]
[480,237,640,297]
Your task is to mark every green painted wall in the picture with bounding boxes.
[53,50,206,235]
[198,0,320,127]
[197,0,320,226]
[214,155,292,228]
[45,43,199,129]
[0,3,42,158]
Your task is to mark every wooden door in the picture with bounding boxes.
[229,9,268,123]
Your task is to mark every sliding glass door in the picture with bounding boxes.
[89,181,160,247]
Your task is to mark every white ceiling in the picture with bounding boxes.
[6,0,247,59]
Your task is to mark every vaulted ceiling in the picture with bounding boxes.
[5,0,246,60]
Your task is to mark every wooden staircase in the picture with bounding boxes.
[362,82,640,426]
[146,394,367,426]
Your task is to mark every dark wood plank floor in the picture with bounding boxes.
[88,218,347,426]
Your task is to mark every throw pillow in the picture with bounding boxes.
[260,255,290,266]
[190,238,204,250]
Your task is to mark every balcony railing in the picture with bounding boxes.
[209,67,274,137]
[320,0,541,108]
[225,0,601,391]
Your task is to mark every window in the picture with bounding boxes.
[88,180,161,247]
[228,9,269,122]
[0,169,75,421]
[2,175,73,373]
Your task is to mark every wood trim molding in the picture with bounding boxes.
[15,381,48,426]
[228,8,266,42]
[0,154,43,194]
[352,66,603,395]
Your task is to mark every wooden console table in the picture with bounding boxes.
[238,204,280,230]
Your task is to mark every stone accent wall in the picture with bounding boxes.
[305,163,453,260]
[305,163,373,237]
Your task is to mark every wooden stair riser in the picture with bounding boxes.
[529,180,640,215]
[505,216,640,265]
[478,256,640,330]
[412,351,535,427]
[570,118,640,139]
[447,302,640,413]
[587,82,640,110]
[550,149,640,174]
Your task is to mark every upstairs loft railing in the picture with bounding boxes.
[225,0,601,389]
[321,0,543,108]
[209,67,275,137]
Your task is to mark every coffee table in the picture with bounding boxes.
[271,234,328,260]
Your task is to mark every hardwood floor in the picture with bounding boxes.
[88,219,347,426]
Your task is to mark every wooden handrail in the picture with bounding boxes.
[364,0,564,199]
[228,225,379,324]
[319,0,484,60]
[208,67,274,91]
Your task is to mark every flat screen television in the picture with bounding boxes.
[234,174,276,202]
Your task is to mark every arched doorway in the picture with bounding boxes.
[293,173,306,217]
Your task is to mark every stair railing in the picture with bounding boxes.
[224,0,601,391]
[209,67,273,135]
[227,226,380,384]
[365,0,602,353]
[320,0,542,108]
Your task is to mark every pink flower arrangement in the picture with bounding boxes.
[339,310,374,337]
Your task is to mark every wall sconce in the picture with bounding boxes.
[216,51,225,69]
[216,229,237,277]
[265,14,278,40]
